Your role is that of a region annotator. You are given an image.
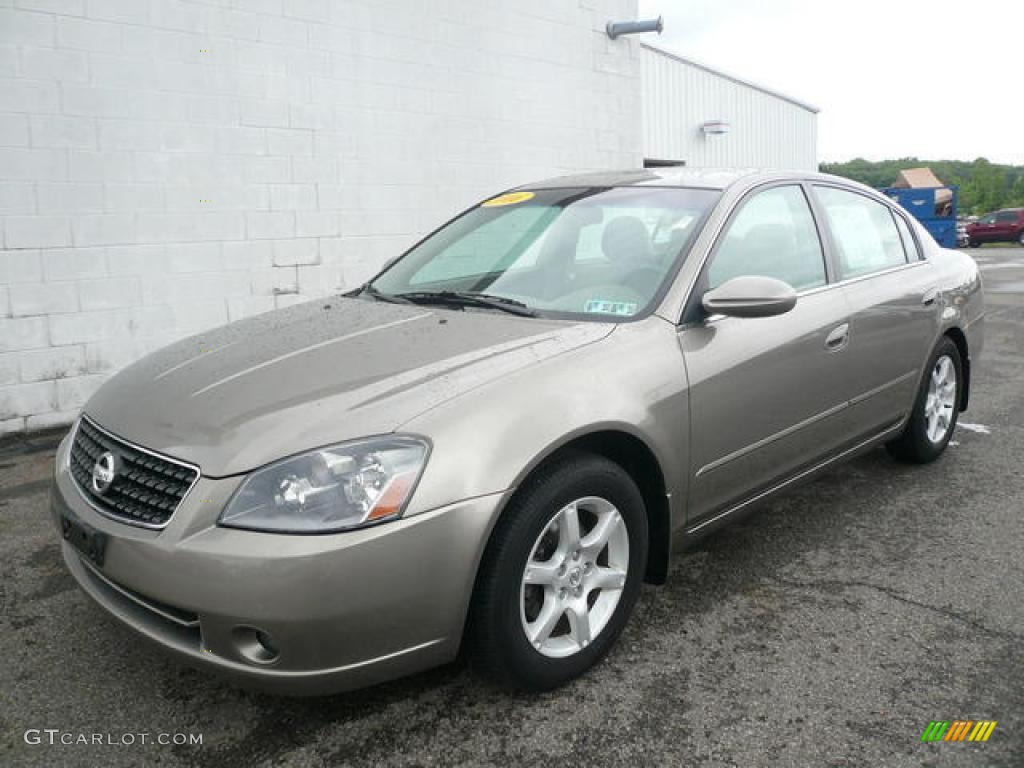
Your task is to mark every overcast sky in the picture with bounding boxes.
[638,0,1024,165]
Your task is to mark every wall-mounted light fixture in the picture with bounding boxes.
[606,16,663,40]
[701,120,731,135]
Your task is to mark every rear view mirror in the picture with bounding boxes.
[701,275,798,319]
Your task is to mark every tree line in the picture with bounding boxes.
[819,157,1024,215]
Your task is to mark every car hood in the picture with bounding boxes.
[84,298,612,477]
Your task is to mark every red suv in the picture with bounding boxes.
[966,208,1024,246]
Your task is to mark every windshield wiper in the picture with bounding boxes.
[394,290,537,317]
[352,283,415,305]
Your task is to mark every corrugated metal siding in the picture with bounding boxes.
[641,45,818,171]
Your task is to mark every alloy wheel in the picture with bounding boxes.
[519,496,629,658]
[924,354,957,444]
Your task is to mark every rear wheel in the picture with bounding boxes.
[470,453,647,691]
[1018,230,1024,246]
[886,337,962,463]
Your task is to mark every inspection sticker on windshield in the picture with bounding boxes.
[481,191,535,207]
[584,299,638,316]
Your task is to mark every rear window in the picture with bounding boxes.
[814,186,908,279]
[893,213,920,261]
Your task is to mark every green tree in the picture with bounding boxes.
[820,157,1024,215]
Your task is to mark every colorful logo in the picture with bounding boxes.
[921,721,997,742]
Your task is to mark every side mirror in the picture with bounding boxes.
[701,275,798,319]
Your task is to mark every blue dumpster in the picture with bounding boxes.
[880,186,959,248]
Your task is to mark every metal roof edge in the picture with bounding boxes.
[640,42,821,115]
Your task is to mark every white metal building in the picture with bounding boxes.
[0,1,817,432]
[641,44,819,170]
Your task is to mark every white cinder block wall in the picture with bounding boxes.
[0,0,642,433]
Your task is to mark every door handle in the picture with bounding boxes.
[825,323,850,351]
[922,289,939,307]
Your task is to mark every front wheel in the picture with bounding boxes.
[886,337,962,463]
[469,453,648,691]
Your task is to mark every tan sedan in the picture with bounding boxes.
[52,169,983,694]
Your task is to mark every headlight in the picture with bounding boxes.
[219,436,429,533]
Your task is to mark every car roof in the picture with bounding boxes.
[514,167,858,193]
[514,167,762,191]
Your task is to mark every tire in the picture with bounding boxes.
[1018,230,1024,246]
[969,240,981,248]
[886,337,962,463]
[469,452,648,691]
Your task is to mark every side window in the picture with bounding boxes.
[893,212,920,261]
[996,210,1017,222]
[708,185,826,292]
[815,186,908,279]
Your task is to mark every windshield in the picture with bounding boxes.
[368,186,720,320]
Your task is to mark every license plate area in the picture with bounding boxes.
[61,513,107,567]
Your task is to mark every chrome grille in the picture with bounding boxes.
[69,417,199,529]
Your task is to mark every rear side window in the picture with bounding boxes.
[708,185,826,292]
[814,186,908,279]
[893,212,920,261]
[996,210,1018,222]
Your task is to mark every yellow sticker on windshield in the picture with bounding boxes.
[481,191,535,207]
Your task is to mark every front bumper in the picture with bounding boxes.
[51,432,504,696]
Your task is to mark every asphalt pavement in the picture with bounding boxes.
[1,247,1022,768]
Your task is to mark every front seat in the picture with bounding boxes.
[602,216,653,265]
[602,216,661,296]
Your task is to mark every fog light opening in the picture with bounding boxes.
[231,626,280,665]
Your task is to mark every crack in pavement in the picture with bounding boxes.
[768,577,1023,642]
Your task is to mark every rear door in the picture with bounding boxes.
[994,210,1019,242]
[811,184,937,435]
[679,183,855,524]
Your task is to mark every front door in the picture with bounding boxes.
[679,184,854,525]
[975,213,998,243]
